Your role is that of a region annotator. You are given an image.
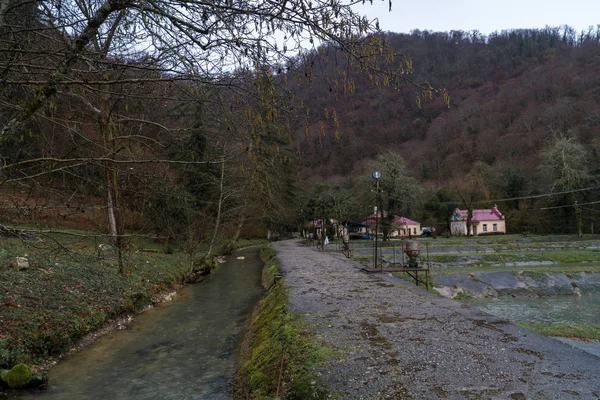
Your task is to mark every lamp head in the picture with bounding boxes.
[372,170,382,180]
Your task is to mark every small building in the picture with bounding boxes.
[450,206,506,236]
[392,216,421,238]
[362,211,421,238]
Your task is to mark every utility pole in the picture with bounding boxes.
[372,170,382,270]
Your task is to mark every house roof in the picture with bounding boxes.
[454,206,504,221]
[364,212,420,225]
[393,216,420,225]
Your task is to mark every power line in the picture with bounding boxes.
[477,185,600,204]
[383,184,600,207]
[532,200,600,211]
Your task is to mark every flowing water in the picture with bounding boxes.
[463,295,600,357]
[21,247,264,400]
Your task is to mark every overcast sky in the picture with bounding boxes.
[352,0,600,35]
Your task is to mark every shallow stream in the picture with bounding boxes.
[21,247,264,400]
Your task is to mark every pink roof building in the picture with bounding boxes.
[451,205,506,235]
[393,216,420,225]
[362,212,421,237]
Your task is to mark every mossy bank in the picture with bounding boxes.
[0,235,265,388]
[235,246,334,400]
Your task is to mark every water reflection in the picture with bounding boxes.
[20,247,264,400]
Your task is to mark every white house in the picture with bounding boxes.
[450,206,506,236]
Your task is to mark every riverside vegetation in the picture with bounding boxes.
[0,231,264,390]
[235,246,336,400]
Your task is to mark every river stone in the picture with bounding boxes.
[461,275,494,297]
[434,274,493,298]
[517,272,573,296]
[545,272,575,295]
[568,272,600,295]
[433,273,471,288]
[472,271,529,297]
[11,257,29,270]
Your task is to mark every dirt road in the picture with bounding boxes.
[273,240,600,399]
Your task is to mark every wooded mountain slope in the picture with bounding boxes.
[294,28,600,184]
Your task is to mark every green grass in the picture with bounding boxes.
[434,264,600,276]
[517,322,600,340]
[426,254,463,263]
[239,248,333,400]
[420,234,600,244]
[427,250,600,267]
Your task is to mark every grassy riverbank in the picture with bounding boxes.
[0,233,264,370]
[236,247,334,400]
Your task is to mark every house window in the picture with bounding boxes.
[483,224,487,232]
[413,228,417,235]
[493,224,497,232]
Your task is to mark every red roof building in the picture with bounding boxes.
[363,212,421,237]
[451,206,506,236]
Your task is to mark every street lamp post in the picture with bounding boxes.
[372,170,382,270]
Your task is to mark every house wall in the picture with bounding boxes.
[391,224,421,237]
[478,220,506,234]
[451,221,467,236]
[451,220,506,236]
[361,223,421,237]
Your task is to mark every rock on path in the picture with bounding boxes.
[273,240,600,399]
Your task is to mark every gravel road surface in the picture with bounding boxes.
[272,240,600,399]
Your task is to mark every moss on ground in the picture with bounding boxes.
[238,246,333,400]
[0,364,31,388]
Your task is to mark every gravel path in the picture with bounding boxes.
[273,240,600,399]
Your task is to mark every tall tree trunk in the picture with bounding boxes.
[466,208,473,237]
[207,156,226,258]
[231,213,245,243]
[573,195,582,239]
[102,97,124,273]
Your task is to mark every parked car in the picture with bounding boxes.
[350,233,371,240]
[420,227,435,237]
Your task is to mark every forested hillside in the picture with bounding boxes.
[295,27,600,183]
[293,27,600,234]
[0,0,412,265]
[1,0,598,243]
